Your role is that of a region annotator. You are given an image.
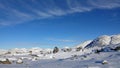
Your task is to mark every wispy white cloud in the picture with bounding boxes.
[47,38,77,43]
[58,39,76,42]
[0,22,10,26]
[48,9,67,16]
[66,0,93,13]
[12,9,32,19]
[89,0,120,9]
[0,0,120,26]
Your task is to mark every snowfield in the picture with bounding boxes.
[0,34,120,68]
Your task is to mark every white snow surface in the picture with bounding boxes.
[0,34,120,68]
[76,40,92,48]
[16,59,23,63]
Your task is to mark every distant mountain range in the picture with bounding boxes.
[0,34,120,59]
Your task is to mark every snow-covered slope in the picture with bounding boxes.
[0,34,120,68]
[75,40,92,48]
[85,34,120,48]
[0,34,120,58]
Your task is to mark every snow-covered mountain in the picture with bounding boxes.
[0,34,120,57]
[75,40,92,48]
[0,34,120,68]
[85,34,120,48]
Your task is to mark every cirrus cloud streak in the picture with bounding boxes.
[0,0,120,26]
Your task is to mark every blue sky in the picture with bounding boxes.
[0,0,120,49]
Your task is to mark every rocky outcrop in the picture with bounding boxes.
[0,59,11,64]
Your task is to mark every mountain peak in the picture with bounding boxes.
[85,34,120,48]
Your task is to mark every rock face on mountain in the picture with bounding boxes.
[85,34,120,48]
[111,35,120,45]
